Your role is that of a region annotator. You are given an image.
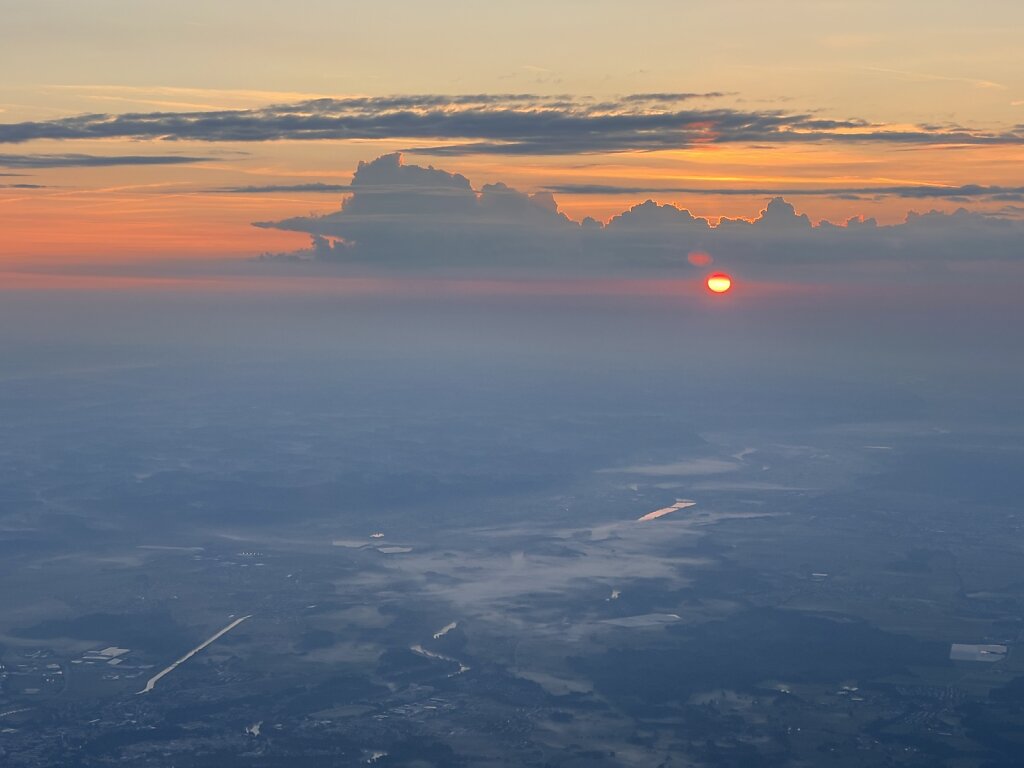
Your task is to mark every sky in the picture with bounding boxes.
[1,0,1023,271]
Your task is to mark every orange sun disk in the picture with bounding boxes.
[706,273,733,293]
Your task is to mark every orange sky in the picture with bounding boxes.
[1,1,1022,266]
[4,139,1023,265]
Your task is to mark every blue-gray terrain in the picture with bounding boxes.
[0,281,1021,767]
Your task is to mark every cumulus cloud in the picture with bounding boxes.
[1,94,1021,155]
[257,153,578,265]
[0,153,209,168]
[256,154,1024,274]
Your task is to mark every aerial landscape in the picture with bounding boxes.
[1,2,1023,766]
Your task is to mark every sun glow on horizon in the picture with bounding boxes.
[706,273,733,293]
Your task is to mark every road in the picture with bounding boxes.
[137,614,252,695]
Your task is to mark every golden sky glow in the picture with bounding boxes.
[1,1,1022,266]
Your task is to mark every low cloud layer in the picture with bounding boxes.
[2,94,1022,155]
[256,154,1024,274]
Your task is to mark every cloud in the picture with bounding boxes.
[213,183,351,194]
[257,153,577,265]
[862,66,1006,91]
[255,154,1024,273]
[1,94,1021,155]
[544,183,1024,202]
[0,183,47,189]
[618,92,733,102]
[0,153,209,168]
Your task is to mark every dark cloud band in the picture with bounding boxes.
[0,153,209,168]
[1,95,1021,155]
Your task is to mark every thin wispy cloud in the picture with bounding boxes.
[213,183,351,194]
[862,66,1006,91]
[544,183,1024,202]
[44,84,341,112]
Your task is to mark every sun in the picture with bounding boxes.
[706,273,733,294]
